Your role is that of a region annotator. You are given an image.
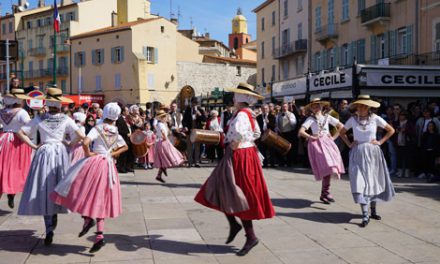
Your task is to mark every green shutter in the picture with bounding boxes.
[406,25,413,54]
[120,46,125,62]
[322,50,327,69]
[335,47,340,66]
[101,49,105,64]
[390,30,396,56]
[370,35,377,62]
[384,32,389,58]
[358,39,366,63]
[154,48,158,64]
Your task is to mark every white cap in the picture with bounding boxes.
[234,93,257,106]
[103,102,121,121]
[73,112,87,123]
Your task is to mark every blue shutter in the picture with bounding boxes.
[384,32,389,58]
[154,48,158,64]
[101,49,105,64]
[74,52,78,67]
[321,50,326,69]
[143,46,147,59]
[406,25,413,54]
[111,48,115,63]
[120,46,125,62]
[335,47,340,66]
[390,30,396,56]
[370,35,377,62]
[352,41,357,62]
[348,43,353,65]
[82,51,86,66]
[92,50,96,65]
[358,39,366,63]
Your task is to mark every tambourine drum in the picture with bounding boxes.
[173,134,188,152]
[261,129,291,156]
[190,129,221,145]
[130,130,149,158]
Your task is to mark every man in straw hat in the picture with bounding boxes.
[299,98,345,204]
[339,95,395,227]
[0,88,33,209]
[195,82,275,256]
[17,85,86,246]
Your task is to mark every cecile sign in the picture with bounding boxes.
[367,71,440,87]
[310,69,352,92]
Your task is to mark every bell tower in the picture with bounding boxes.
[228,8,252,51]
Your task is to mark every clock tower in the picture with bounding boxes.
[228,8,252,51]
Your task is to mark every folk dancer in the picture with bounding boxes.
[70,112,87,165]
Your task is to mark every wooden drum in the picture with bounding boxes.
[190,129,221,145]
[260,129,291,156]
[130,130,149,158]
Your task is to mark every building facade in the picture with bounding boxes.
[419,0,440,54]
[0,14,17,92]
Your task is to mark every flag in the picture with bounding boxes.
[53,0,60,33]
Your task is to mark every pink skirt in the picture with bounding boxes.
[0,132,32,194]
[153,139,184,168]
[51,155,122,219]
[308,135,345,181]
[70,143,85,165]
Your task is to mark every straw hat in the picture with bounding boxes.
[226,82,264,100]
[155,110,168,119]
[349,95,380,110]
[37,87,73,103]
[304,98,330,110]
[3,88,32,100]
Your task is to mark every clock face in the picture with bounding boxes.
[234,21,239,27]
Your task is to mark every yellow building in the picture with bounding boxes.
[70,0,202,105]
[14,0,118,92]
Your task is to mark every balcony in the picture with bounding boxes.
[28,47,47,57]
[52,44,70,53]
[366,52,440,66]
[24,67,69,79]
[361,3,391,27]
[315,24,338,44]
[274,39,308,59]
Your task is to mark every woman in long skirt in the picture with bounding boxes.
[17,87,85,246]
[299,98,345,204]
[0,89,32,208]
[52,103,128,253]
[153,110,184,183]
[195,83,275,256]
[340,95,395,227]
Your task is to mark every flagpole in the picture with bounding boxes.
[53,25,57,86]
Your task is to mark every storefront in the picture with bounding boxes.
[64,94,105,107]
[271,76,307,102]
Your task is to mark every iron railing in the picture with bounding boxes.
[315,24,338,42]
[361,3,391,24]
[274,39,307,59]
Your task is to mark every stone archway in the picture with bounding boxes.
[177,85,195,111]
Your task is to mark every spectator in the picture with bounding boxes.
[182,98,206,167]
[116,106,134,173]
[256,104,277,168]
[276,102,297,167]
[205,110,223,162]
[84,115,96,135]
[395,111,415,178]
[420,121,440,182]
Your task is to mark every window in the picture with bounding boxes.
[92,49,104,65]
[283,0,288,18]
[397,28,407,54]
[143,47,158,63]
[59,57,67,70]
[272,36,275,56]
[261,42,265,59]
[261,17,265,31]
[329,48,335,68]
[37,19,42,27]
[378,34,385,58]
[296,56,304,75]
[28,39,33,50]
[49,35,55,48]
[342,0,349,21]
[111,46,124,64]
[95,75,102,91]
[161,26,165,33]
[8,22,13,33]
[75,51,86,67]
[314,52,322,71]
[46,17,52,26]
[315,7,322,32]
[38,60,44,70]
[66,12,76,21]
[1,24,5,35]
[115,73,121,89]
[436,23,440,52]
[47,58,54,71]
[298,23,303,40]
[282,29,290,49]
[234,37,238,50]
[357,39,366,63]
[358,0,365,15]
[38,36,44,48]
[272,11,276,26]
[328,0,334,25]
[236,66,242,76]
[342,44,349,66]
[61,80,66,92]
[283,60,289,80]
[261,68,265,86]
[298,0,303,12]
[27,21,32,29]
[271,64,275,81]
[28,61,33,77]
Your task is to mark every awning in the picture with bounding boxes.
[64,94,105,107]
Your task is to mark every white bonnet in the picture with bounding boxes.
[3,97,22,106]
[129,104,139,114]
[234,93,257,106]
[103,102,121,121]
[73,112,87,123]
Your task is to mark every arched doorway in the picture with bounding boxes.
[176,85,195,111]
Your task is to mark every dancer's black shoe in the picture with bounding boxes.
[370,213,381,220]
[7,194,14,209]
[225,223,242,244]
[360,217,369,228]
[79,219,96,237]
[236,237,259,256]
[44,231,54,246]
[89,239,105,253]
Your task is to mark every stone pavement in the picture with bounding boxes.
[1,165,440,264]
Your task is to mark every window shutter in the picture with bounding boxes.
[74,52,78,67]
[348,43,353,65]
[334,47,340,66]
[322,50,327,69]
[370,35,377,62]
[143,46,147,59]
[111,47,115,63]
[120,46,125,62]
[154,48,158,64]
[101,49,105,64]
[436,23,440,40]
[384,32,389,58]
[82,51,86,66]
[406,25,413,54]
[92,50,96,65]
[352,41,357,62]
[358,39,366,63]
[390,30,396,56]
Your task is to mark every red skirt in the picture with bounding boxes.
[195,147,275,220]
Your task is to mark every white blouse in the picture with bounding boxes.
[22,113,79,144]
[87,124,126,155]
[209,118,223,132]
[0,108,31,133]
[302,115,340,136]
[344,114,388,143]
[155,122,169,141]
[225,109,261,149]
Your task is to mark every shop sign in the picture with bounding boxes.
[366,71,440,87]
[272,77,307,97]
[310,68,352,92]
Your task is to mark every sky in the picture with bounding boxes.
[0,0,258,44]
